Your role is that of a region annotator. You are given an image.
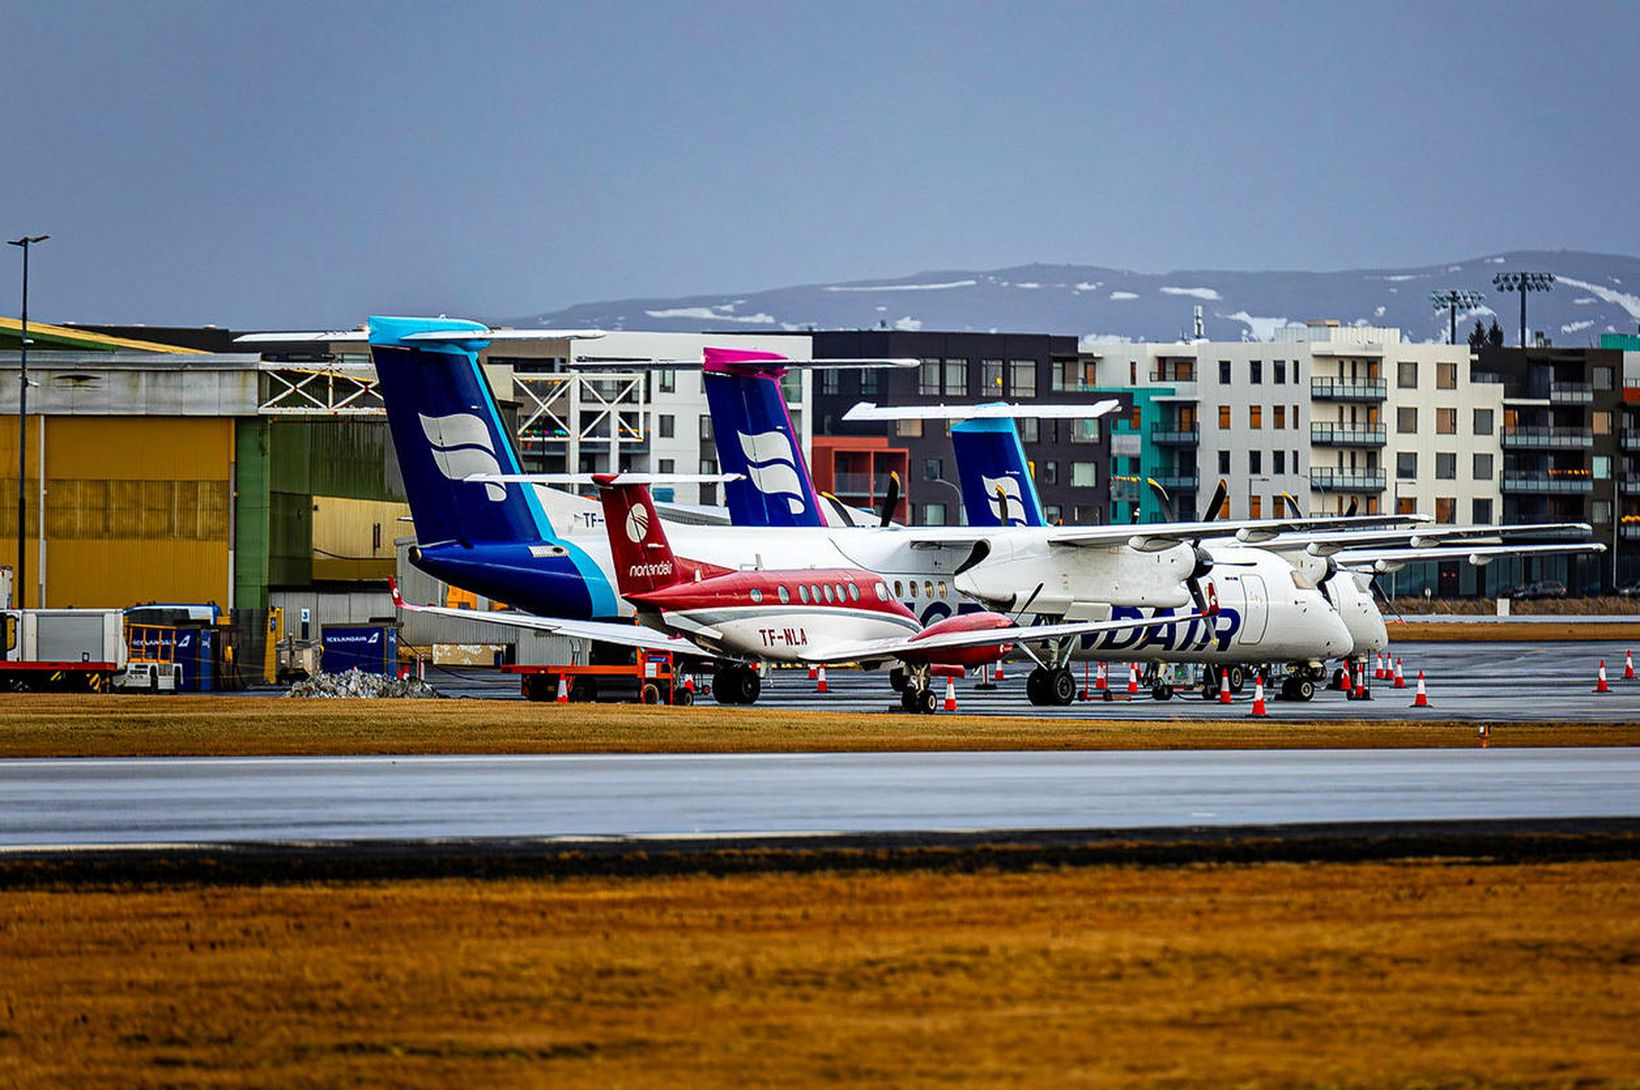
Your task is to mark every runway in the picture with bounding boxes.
[432,639,1640,722]
[4,748,1636,848]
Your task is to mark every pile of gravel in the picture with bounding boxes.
[285,669,441,699]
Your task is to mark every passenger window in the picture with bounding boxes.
[823,585,834,603]
[749,588,763,603]
[799,585,810,604]
[834,583,846,601]
[777,585,789,604]
[848,583,860,602]
[937,581,947,598]
[876,582,889,600]
[923,580,934,599]
[894,580,904,597]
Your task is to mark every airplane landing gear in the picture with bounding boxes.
[1280,676,1316,702]
[899,681,938,714]
[714,663,761,705]
[1026,666,1076,706]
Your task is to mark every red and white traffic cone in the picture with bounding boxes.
[1478,722,1489,748]
[1127,662,1139,695]
[994,660,1006,682]
[1218,669,1232,704]
[943,676,958,712]
[807,665,818,681]
[816,665,829,694]
[1411,670,1430,708]
[683,673,696,694]
[1625,650,1635,680]
[1374,653,1386,680]
[1250,673,1268,717]
[1595,660,1611,694]
[1353,661,1370,701]
[1392,657,1406,689]
[1095,662,1108,691]
[555,675,569,704]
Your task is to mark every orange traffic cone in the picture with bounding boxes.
[555,675,569,704]
[1218,669,1232,704]
[1374,653,1386,680]
[807,665,818,681]
[1095,662,1108,691]
[1625,650,1635,680]
[1353,661,1370,701]
[1392,657,1406,689]
[1249,673,1268,717]
[1595,660,1610,694]
[1478,722,1489,748]
[1411,670,1430,707]
[943,676,958,712]
[994,660,1006,681]
[816,666,829,694]
[1127,662,1140,695]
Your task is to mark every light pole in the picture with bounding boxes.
[1430,289,1485,346]
[7,235,48,610]
[1491,271,1554,349]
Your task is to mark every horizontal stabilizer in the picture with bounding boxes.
[845,400,1121,421]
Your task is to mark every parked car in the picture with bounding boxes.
[1617,581,1640,598]
[1510,580,1568,600]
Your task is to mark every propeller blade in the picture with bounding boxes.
[1146,478,1177,523]
[1010,582,1045,625]
[878,471,902,527]
[1199,479,1228,522]
[994,483,1014,526]
[1280,491,1305,518]
[1345,496,1359,517]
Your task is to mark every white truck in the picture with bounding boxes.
[0,608,133,692]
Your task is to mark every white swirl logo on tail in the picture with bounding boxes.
[738,430,808,515]
[983,474,1027,525]
[625,503,650,543]
[419,412,504,502]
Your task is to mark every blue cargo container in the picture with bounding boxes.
[172,627,218,692]
[321,625,398,675]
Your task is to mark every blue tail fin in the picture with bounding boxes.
[701,347,826,528]
[368,316,554,546]
[951,417,1046,527]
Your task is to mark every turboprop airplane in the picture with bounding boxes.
[393,472,1211,711]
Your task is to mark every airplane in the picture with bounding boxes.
[393,471,1213,711]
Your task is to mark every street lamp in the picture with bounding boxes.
[1491,271,1555,349]
[7,234,48,610]
[1429,289,1485,346]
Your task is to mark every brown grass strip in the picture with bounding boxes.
[0,694,1637,757]
[1391,620,1640,641]
[3,860,1638,1088]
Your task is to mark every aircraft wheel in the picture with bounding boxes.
[917,687,938,714]
[640,683,662,705]
[900,684,922,712]
[888,667,907,693]
[1294,679,1316,702]
[1151,684,1174,701]
[739,668,762,705]
[1227,665,1247,694]
[1025,667,1049,706]
[1049,667,1076,706]
[714,666,743,705]
[1200,675,1220,700]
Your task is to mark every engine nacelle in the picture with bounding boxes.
[953,538,1197,614]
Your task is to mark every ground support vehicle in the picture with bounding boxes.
[507,649,692,705]
[115,622,184,692]
[1,609,130,692]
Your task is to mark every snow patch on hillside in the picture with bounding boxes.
[1557,276,1640,320]
[1160,286,1221,301]
[823,279,977,293]
[893,317,924,331]
[1562,320,1594,334]
[646,306,776,324]
[1223,311,1292,340]
[1109,291,1139,301]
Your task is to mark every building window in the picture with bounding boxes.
[1044,504,1062,524]
[1437,362,1457,389]
[918,360,940,396]
[698,458,718,505]
[1248,450,1262,474]
[944,359,967,396]
[1009,360,1036,398]
[656,370,676,394]
[1473,497,1492,524]
[1250,360,1263,384]
[658,458,675,473]
[1473,408,1494,435]
[1594,410,1612,435]
[1274,360,1286,385]
[820,370,839,395]
[1396,496,1418,515]
[1217,450,1230,474]
[1249,405,1263,429]
[1595,366,1614,391]
[1249,495,1262,519]
[1219,360,1231,384]
[699,416,713,441]
[1397,362,1418,389]
[1273,449,1286,474]
[1070,418,1100,443]
[1473,452,1493,480]
[1437,408,1457,434]
[1594,455,1611,480]
[1436,452,1456,480]
[1020,418,1039,443]
[1043,460,1057,485]
[1397,452,1417,479]
[1594,500,1613,524]
[1217,405,1231,429]
[1128,405,1143,430]
[897,418,923,438]
[860,369,880,397]
[923,458,942,482]
[1397,407,1418,434]
[656,414,675,439]
[1273,405,1286,429]
[919,502,947,526]
[1435,497,1456,523]
[1071,462,1098,487]
[981,359,1004,393]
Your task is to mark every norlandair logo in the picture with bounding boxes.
[420,412,504,502]
[625,502,651,543]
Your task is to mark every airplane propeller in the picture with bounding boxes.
[1009,581,1046,624]
[1199,479,1228,522]
[878,472,902,528]
[1146,478,1177,522]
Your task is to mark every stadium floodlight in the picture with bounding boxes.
[1491,271,1555,348]
[7,234,49,609]
[1430,289,1485,346]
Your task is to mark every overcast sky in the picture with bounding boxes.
[2,0,1636,328]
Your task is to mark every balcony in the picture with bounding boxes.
[1310,376,1386,401]
[1309,467,1386,493]
[1621,474,1640,496]
[1500,426,1594,450]
[1150,427,1200,446]
[1549,381,1594,404]
[1152,474,1199,492]
[1310,422,1386,447]
[1500,472,1594,494]
[1624,523,1640,541]
[1621,429,1640,452]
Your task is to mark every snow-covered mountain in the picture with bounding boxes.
[519,250,1640,346]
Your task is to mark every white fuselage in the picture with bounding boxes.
[654,602,920,663]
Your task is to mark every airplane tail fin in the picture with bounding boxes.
[701,347,826,528]
[951,417,1046,527]
[593,474,686,597]
[368,315,552,547]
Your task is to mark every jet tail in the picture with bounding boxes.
[702,348,827,528]
[593,474,687,597]
[951,417,1045,527]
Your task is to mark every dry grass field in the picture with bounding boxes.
[3,860,1638,1088]
[0,693,1637,757]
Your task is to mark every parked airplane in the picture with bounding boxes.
[395,472,1210,710]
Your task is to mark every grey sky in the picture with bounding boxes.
[3,0,1636,328]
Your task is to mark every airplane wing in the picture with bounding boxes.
[1334,541,1608,574]
[235,326,605,344]
[1251,522,1594,556]
[843,400,1123,421]
[803,610,1212,665]
[887,512,1430,552]
[389,583,712,656]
